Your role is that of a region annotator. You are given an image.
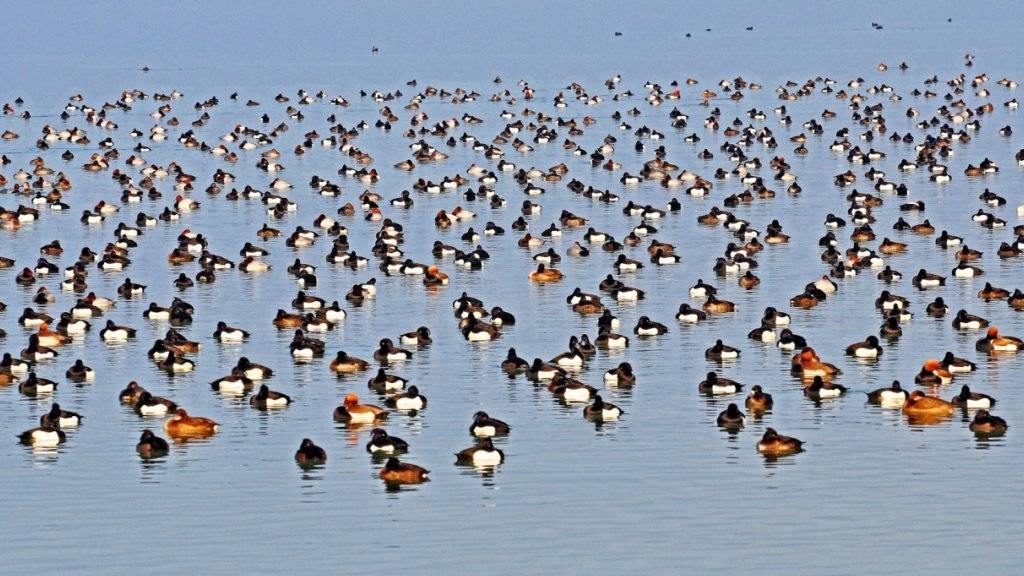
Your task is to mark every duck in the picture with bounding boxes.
[976,327,1023,353]
[36,323,71,348]
[235,357,273,380]
[462,318,500,341]
[846,335,883,358]
[953,309,989,330]
[745,386,774,411]
[716,403,745,428]
[548,373,597,402]
[912,268,945,289]
[978,283,1010,301]
[365,428,409,454]
[213,321,249,342]
[100,320,136,342]
[143,302,172,321]
[793,349,841,379]
[374,338,412,362]
[866,380,909,406]
[1008,289,1024,311]
[18,420,66,447]
[367,367,407,392]
[379,457,429,484]
[604,362,636,386]
[746,321,775,343]
[41,403,82,428]
[329,351,370,374]
[676,303,707,323]
[136,430,170,458]
[21,335,57,361]
[595,327,630,349]
[118,381,147,405]
[490,307,516,326]
[877,266,902,283]
[500,348,530,374]
[902,391,955,417]
[940,351,976,373]
[211,372,254,395]
[761,307,791,327]
[699,372,742,395]
[776,329,808,351]
[803,375,847,399]
[159,353,195,374]
[333,393,387,423]
[470,411,511,437]
[703,295,736,313]
[634,315,668,336]
[705,339,740,360]
[385,385,427,411]
[249,384,291,409]
[399,326,432,346]
[950,385,995,409]
[926,297,948,317]
[164,408,219,439]
[689,279,717,298]
[19,372,57,396]
[64,359,95,382]
[951,261,984,278]
[289,330,324,360]
[969,410,1008,434]
[134,391,179,416]
[294,438,327,466]
[757,428,803,456]
[117,278,146,297]
[914,360,953,386]
[583,394,623,421]
[529,263,563,282]
[457,438,507,467]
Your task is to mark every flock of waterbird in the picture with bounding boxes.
[2,52,1023,485]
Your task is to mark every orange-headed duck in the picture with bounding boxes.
[333,393,387,423]
[976,327,1022,353]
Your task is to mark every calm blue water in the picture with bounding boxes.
[1,2,1023,574]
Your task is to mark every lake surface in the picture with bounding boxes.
[1,2,1023,574]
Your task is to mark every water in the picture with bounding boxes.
[1,1,1024,574]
